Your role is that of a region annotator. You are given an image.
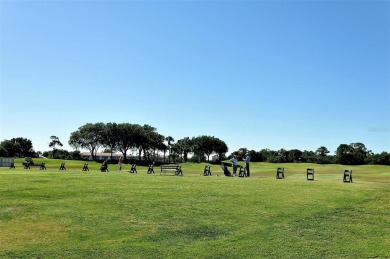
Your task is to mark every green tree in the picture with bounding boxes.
[368,151,390,165]
[200,136,214,162]
[191,135,227,162]
[258,149,275,162]
[288,149,303,163]
[49,136,63,159]
[336,143,369,165]
[148,132,165,162]
[165,136,175,163]
[170,143,181,163]
[335,144,355,165]
[213,138,228,162]
[137,125,164,162]
[191,137,203,162]
[315,146,329,164]
[0,140,14,156]
[100,123,119,160]
[301,150,316,163]
[0,145,9,156]
[0,138,34,157]
[158,142,168,163]
[69,123,105,160]
[275,149,288,163]
[351,142,368,165]
[115,123,139,160]
[248,149,263,162]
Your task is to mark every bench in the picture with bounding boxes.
[128,164,137,173]
[147,165,155,174]
[203,165,211,176]
[343,170,353,183]
[9,162,15,169]
[276,167,285,179]
[160,165,183,176]
[307,168,314,181]
[59,163,66,170]
[82,163,89,171]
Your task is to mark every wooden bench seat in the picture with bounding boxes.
[160,165,183,176]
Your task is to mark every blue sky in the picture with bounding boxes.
[1,0,389,155]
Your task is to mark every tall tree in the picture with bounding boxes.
[315,146,329,164]
[213,138,228,162]
[198,136,214,162]
[165,136,175,163]
[68,123,104,160]
[192,135,227,162]
[176,137,193,163]
[301,150,316,163]
[159,143,168,163]
[115,123,139,160]
[237,148,248,160]
[277,149,288,163]
[288,149,303,163]
[146,132,165,162]
[138,124,160,161]
[1,140,16,157]
[49,136,63,159]
[0,145,9,157]
[351,142,368,165]
[100,123,119,160]
[336,143,368,165]
[1,138,34,157]
[368,152,390,165]
[335,144,355,165]
[169,143,181,163]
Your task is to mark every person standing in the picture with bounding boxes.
[118,156,124,172]
[230,155,238,177]
[245,153,251,177]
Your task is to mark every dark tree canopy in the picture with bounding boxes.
[68,123,104,160]
[0,138,34,158]
[49,136,63,158]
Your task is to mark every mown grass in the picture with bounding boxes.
[1,160,389,258]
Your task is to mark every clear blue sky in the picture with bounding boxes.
[1,0,389,155]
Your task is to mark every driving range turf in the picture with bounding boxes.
[1,159,389,258]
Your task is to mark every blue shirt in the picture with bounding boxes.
[245,155,251,163]
[230,157,238,166]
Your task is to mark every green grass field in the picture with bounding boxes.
[1,159,389,258]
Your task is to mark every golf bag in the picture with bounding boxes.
[100,164,108,172]
[221,164,231,177]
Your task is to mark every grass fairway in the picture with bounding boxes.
[1,160,389,258]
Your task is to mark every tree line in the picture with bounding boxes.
[1,124,389,165]
[68,122,228,163]
[229,143,390,165]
